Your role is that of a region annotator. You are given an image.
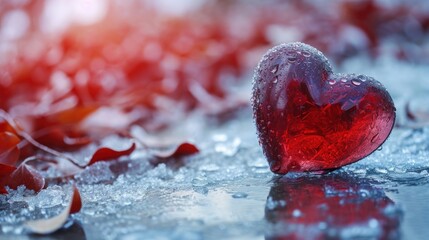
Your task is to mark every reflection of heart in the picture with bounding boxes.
[265,173,401,239]
[252,42,395,174]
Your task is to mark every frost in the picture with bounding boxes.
[27,186,65,209]
[75,162,116,184]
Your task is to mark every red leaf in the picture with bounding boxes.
[0,163,16,194]
[153,142,199,158]
[6,161,45,192]
[25,185,82,234]
[88,142,136,166]
[0,121,18,135]
[35,127,92,151]
[0,132,21,165]
[0,163,16,178]
[70,185,82,214]
[51,106,99,125]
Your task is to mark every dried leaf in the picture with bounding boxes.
[6,160,45,192]
[88,142,136,166]
[25,186,82,234]
[0,131,21,165]
[153,142,199,159]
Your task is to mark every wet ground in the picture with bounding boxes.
[1,101,429,239]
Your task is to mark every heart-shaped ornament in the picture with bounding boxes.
[252,42,395,174]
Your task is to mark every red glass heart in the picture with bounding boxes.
[252,42,395,174]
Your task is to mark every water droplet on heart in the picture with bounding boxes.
[340,79,347,83]
[328,80,336,85]
[359,189,370,197]
[288,56,297,63]
[302,50,311,57]
[371,133,379,143]
[351,79,362,86]
[292,209,302,217]
[273,77,278,83]
[357,75,367,82]
[271,65,279,74]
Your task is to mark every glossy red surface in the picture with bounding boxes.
[252,43,395,174]
[265,174,401,239]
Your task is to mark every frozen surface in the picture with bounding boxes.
[1,56,429,239]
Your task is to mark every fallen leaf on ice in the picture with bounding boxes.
[25,185,82,234]
[87,142,136,166]
[153,142,199,159]
[6,159,45,192]
[0,163,17,194]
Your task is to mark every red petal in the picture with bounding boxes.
[70,185,82,214]
[0,132,21,165]
[154,142,199,158]
[6,162,45,192]
[88,142,136,166]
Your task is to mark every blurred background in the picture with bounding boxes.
[1,0,429,139]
